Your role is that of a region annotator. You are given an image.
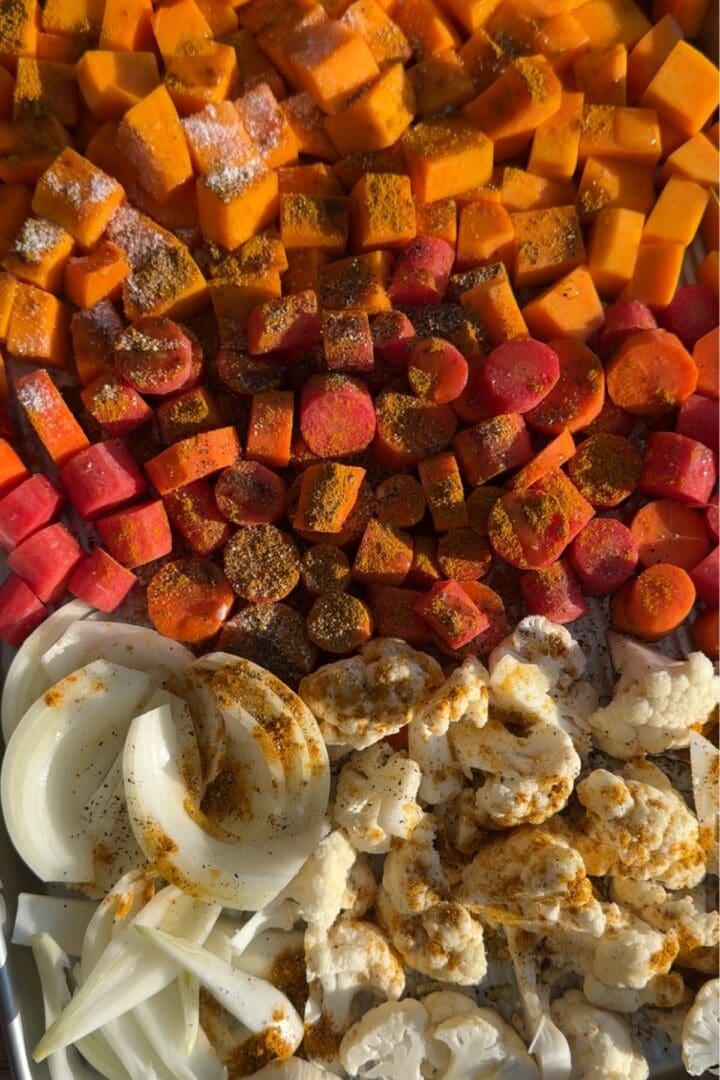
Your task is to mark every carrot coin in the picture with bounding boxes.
[147,559,234,643]
[223,525,300,602]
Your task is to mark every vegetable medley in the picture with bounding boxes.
[0,0,717,1074]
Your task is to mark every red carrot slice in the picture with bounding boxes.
[623,562,696,641]
[68,548,138,612]
[414,579,490,649]
[508,431,575,491]
[374,390,457,469]
[690,546,719,606]
[606,329,698,415]
[520,559,588,623]
[0,474,63,550]
[570,518,639,595]
[488,489,569,570]
[389,236,455,305]
[7,523,84,603]
[0,575,47,647]
[60,440,147,520]
[525,338,605,435]
[692,608,719,660]
[147,559,234,643]
[215,460,287,525]
[454,413,532,486]
[631,499,711,570]
[406,336,469,404]
[371,311,415,369]
[300,374,376,458]
[676,393,719,451]
[639,431,717,505]
[115,317,194,396]
[597,298,657,358]
[163,479,232,558]
[566,433,642,507]
[660,284,719,349]
[473,339,560,415]
[96,500,173,569]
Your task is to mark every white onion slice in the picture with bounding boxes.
[14,895,97,956]
[1,600,92,740]
[123,703,327,910]
[179,973,201,1056]
[690,731,719,874]
[1,661,151,883]
[41,620,193,685]
[133,981,227,1080]
[34,883,220,1060]
[506,928,572,1080]
[139,926,304,1053]
[29,933,97,1080]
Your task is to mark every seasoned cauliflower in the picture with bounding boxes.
[682,979,720,1077]
[298,639,443,749]
[584,635,720,759]
[433,1008,540,1079]
[448,712,580,828]
[690,731,719,874]
[550,989,648,1079]
[376,815,487,985]
[610,877,720,973]
[339,999,429,1079]
[247,1062,333,1079]
[333,743,422,854]
[304,917,405,1063]
[489,616,597,754]
[407,657,488,804]
[459,827,605,936]
[505,926,572,1079]
[574,763,706,889]
[286,830,361,931]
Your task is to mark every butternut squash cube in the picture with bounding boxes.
[13,59,78,127]
[0,0,37,71]
[235,83,299,168]
[325,62,415,156]
[402,115,493,203]
[523,265,604,341]
[587,207,644,294]
[165,43,238,116]
[100,0,155,51]
[280,193,349,253]
[33,148,125,249]
[350,172,416,251]
[76,51,161,120]
[151,0,213,59]
[464,55,562,158]
[642,177,710,246]
[198,163,279,250]
[640,41,720,137]
[7,283,69,366]
[3,217,74,293]
[117,85,193,205]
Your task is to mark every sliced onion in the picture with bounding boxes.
[29,932,97,1080]
[139,926,304,1054]
[133,981,227,1080]
[34,882,220,1060]
[1,600,92,740]
[506,927,572,1080]
[1,661,151,884]
[41,619,193,685]
[14,895,97,957]
[690,731,719,874]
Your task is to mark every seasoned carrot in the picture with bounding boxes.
[606,328,698,414]
[524,338,605,435]
[693,327,719,398]
[147,559,234,643]
[14,370,89,467]
[507,431,575,491]
[0,439,29,496]
[624,562,697,640]
[306,592,373,654]
[145,427,240,495]
[692,608,719,661]
[418,451,468,532]
[630,499,712,570]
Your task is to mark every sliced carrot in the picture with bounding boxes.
[525,337,605,435]
[692,327,719,399]
[306,592,373,654]
[606,328,698,415]
[507,431,575,491]
[692,608,719,661]
[630,499,712,570]
[0,438,29,496]
[145,426,240,495]
[147,559,234,643]
[375,474,427,528]
[624,562,697,640]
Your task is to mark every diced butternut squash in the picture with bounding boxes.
[13,59,78,127]
[0,273,18,342]
[620,243,685,307]
[573,0,650,49]
[0,185,32,258]
[76,51,161,120]
[640,41,720,136]
[183,100,252,176]
[460,275,528,346]
[196,0,238,35]
[151,0,213,58]
[100,0,155,51]
[523,265,604,341]
[456,199,514,269]
[32,148,125,248]
[198,162,279,250]
[642,177,710,246]
[0,0,38,71]
[7,283,69,366]
[165,43,239,116]
[464,55,562,158]
[402,115,492,203]
[409,49,476,118]
[318,250,392,311]
[576,156,655,220]
[626,13,683,102]
[501,166,576,212]
[574,44,627,105]
[284,15,380,113]
[511,205,585,288]
[325,62,415,155]
[64,241,131,309]
[528,91,584,183]
[350,172,416,250]
[0,115,72,186]
[42,0,105,35]
[578,104,661,164]
[278,162,344,196]
[391,0,461,57]
[2,218,74,293]
[587,207,644,294]
[415,196,457,246]
[117,85,193,205]
[660,132,719,187]
[282,92,339,160]
[338,0,412,66]
[280,193,349,253]
[235,83,298,168]
[652,0,713,40]
[434,0,502,34]
[223,29,287,101]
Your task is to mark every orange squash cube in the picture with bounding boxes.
[626,14,683,102]
[117,85,193,205]
[280,193,349,253]
[285,16,380,113]
[415,197,457,246]
[235,84,299,169]
[528,91,584,184]
[151,0,213,58]
[523,265,604,341]
[32,148,125,249]
[42,0,104,34]
[435,0,502,34]
[457,199,514,270]
[284,249,331,294]
[402,115,493,203]
[640,41,720,137]
[660,132,719,187]
[13,59,78,127]
[391,0,460,58]
[458,28,506,94]
[643,177,710,247]
[511,205,585,288]
[318,250,392,311]
[2,218,74,293]
[620,243,684,308]
[0,0,37,71]
[574,44,627,105]
[338,0,412,66]
[702,188,719,251]
[198,163,279,250]
[0,273,18,342]
[196,0,238,35]
[0,185,33,258]
[460,275,528,346]
[576,156,655,221]
[99,0,155,51]
[183,101,253,177]
[501,166,576,212]
[64,241,131,309]
[224,29,287,101]
[76,51,160,121]
[165,43,239,116]
[7,283,70,367]
[350,173,416,251]
[578,104,661,165]
[0,116,72,186]
[325,62,415,155]
[278,163,344,197]
[409,49,476,119]
[282,92,339,161]
[697,250,719,291]
[587,207,644,295]
[464,55,562,158]
[573,0,650,49]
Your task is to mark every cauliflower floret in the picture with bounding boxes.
[489,616,597,755]
[333,743,423,854]
[448,711,580,828]
[682,978,720,1077]
[690,730,719,874]
[407,657,489,804]
[339,999,429,1079]
[610,877,719,973]
[298,639,443,749]
[304,918,405,1064]
[287,830,365,931]
[341,855,377,920]
[247,1062,334,1079]
[584,635,720,759]
[550,989,649,1080]
[505,926,573,1079]
[574,764,706,889]
[433,1009,540,1079]
[376,815,487,985]
[459,827,605,936]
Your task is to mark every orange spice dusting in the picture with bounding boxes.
[567,433,642,507]
[306,591,373,653]
[223,524,300,602]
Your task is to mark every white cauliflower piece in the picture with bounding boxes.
[550,989,648,1080]
[247,1062,333,1079]
[682,979,720,1077]
[333,743,422,854]
[505,926,573,1080]
[690,730,719,874]
[304,917,405,1062]
[574,764,706,889]
[339,999,429,1079]
[584,635,720,758]
[341,855,377,920]
[610,877,719,973]
[376,815,487,985]
[298,639,443,749]
[459,827,605,936]
[433,1009,540,1079]
[288,830,363,931]
[448,712,580,828]
[407,657,489,804]
[489,616,597,754]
